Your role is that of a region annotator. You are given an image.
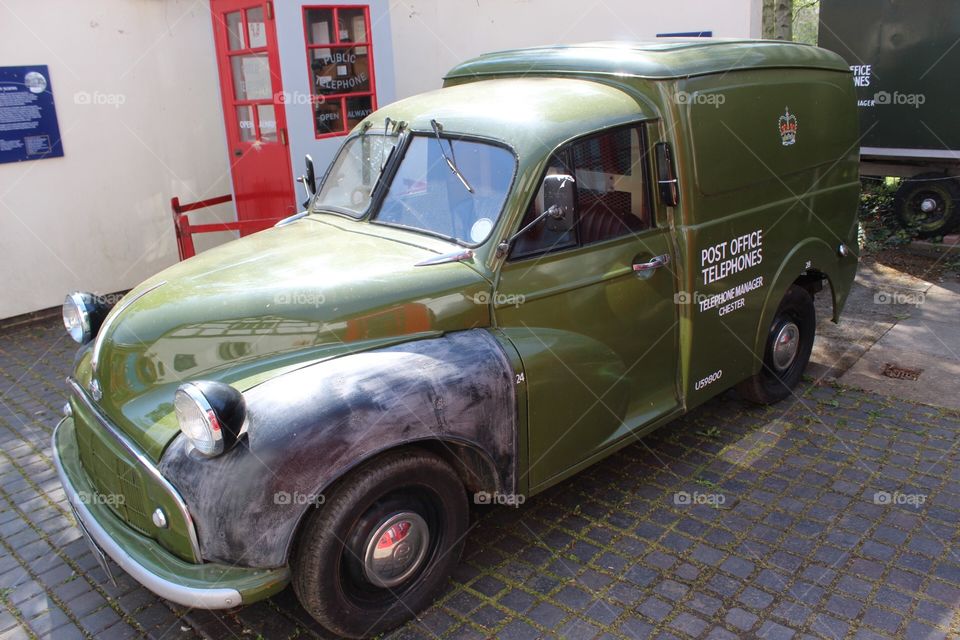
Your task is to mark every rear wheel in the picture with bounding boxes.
[736,284,815,404]
[292,449,468,639]
[893,173,960,238]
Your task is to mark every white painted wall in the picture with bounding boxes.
[384,0,763,99]
[0,0,233,319]
[0,0,760,319]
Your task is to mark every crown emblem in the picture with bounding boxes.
[778,107,797,146]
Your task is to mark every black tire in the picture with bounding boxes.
[291,448,468,639]
[893,173,960,238]
[736,284,815,405]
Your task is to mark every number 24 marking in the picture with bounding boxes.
[515,373,525,384]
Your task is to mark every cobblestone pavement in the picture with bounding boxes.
[1,317,959,640]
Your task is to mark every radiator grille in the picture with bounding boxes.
[74,414,154,536]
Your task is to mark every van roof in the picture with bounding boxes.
[445,39,850,82]
[366,77,655,153]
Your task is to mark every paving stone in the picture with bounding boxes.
[499,588,536,614]
[756,620,797,639]
[619,616,654,639]
[497,618,540,640]
[810,613,849,638]
[903,621,947,640]
[668,612,709,637]
[862,606,902,634]
[737,586,775,611]
[527,601,565,628]
[724,607,758,631]
[78,606,122,635]
[705,627,739,640]
[469,574,505,598]
[825,593,864,620]
[637,596,673,622]
[720,555,754,579]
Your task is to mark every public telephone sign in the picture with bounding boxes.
[0,65,64,164]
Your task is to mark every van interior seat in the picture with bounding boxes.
[578,189,646,244]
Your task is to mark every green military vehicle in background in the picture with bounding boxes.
[55,40,859,638]
[819,0,960,237]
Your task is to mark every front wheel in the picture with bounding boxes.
[292,449,468,639]
[736,284,815,404]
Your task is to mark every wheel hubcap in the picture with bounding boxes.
[771,322,800,372]
[362,511,429,588]
[909,190,948,228]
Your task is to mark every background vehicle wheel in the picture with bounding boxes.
[292,448,468,639]
[736,284,815,405]
[893,173,960,238]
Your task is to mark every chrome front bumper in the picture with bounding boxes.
[53,417,247,609]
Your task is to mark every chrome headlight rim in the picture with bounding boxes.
[174,382,225,457]
[63,292,93,344]
[174,380,246,458]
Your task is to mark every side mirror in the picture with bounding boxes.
[296,154,317,208]
[497,174,577,257]
[654,142,679,207]
[541,174,576,232]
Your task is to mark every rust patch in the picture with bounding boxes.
[881,363,922,381]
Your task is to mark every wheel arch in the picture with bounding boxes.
[746,237,854,375]
[158,329,517,569]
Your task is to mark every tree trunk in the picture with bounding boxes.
[762,0,793,40]
[762,0,776,38]
[775,0,793,40]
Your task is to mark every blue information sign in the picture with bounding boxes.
[0,65,64,164]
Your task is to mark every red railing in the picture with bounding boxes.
[170,195,280,260]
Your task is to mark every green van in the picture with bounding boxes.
[54,40,859,638]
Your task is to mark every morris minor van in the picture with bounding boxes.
[55,40,859,638]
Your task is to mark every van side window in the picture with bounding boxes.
[509,125,651,260]
[573,126,650,244]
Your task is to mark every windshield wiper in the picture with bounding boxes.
[430,119,474,194]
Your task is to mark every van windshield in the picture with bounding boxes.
[315,132,516,245]
[313,134,399,216]
[372,135,516,245]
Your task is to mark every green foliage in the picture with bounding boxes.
[793,0,820,45]
[697,426,723,440]
[858,178,915,253]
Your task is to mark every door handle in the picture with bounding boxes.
[233,149,242,157]
[633,254,670,273]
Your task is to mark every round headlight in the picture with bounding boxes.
[62,292,112,344]
[174,381,246,457]
[63,292,92,344]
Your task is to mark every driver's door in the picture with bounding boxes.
[494,124,680,489]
